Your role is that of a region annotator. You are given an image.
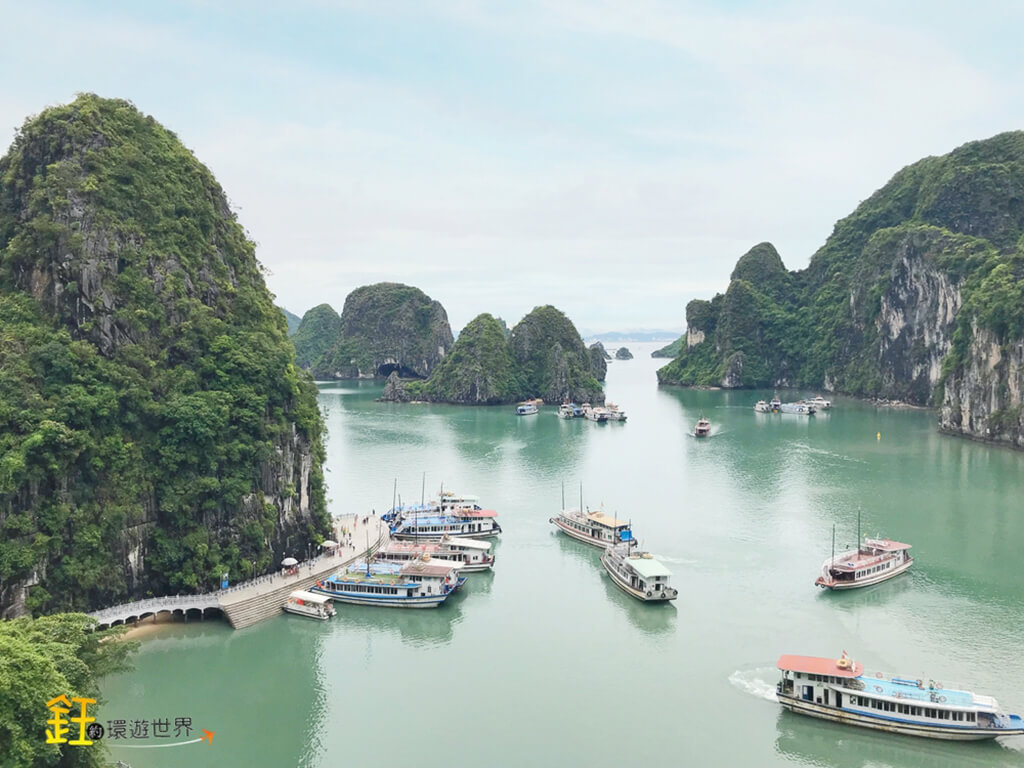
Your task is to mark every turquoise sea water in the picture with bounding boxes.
[101,343,1024,767]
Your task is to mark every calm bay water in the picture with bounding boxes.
[102,343,1024,767]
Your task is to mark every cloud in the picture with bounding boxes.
[3,0,1023,332]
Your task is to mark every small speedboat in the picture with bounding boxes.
[516,402,538,415]
[754,400,772,413]
[283,590,335,620]
[809,395,832,409]
[694,417,711,437]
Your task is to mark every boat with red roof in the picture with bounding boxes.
[776,652,1024,740]
[815,515,912,590]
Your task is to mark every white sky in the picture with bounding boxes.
[2,0,1024,334]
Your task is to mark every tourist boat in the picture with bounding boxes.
[754,400,772,413]
[780,401,816,415]
[694,417,711,437]
[282,590,336,620]
[605,403,628,422]
[583,404,610,422]
[601,543,678,602]
[550,506,635,549]
[376,536,495,572]
[435,491,483,511]
[515,402,539,415]
[390,511,502,541]
[770,395,782,412]
[815,531,913,590]
[557,403,576,419]
[311,558,466,608]
[809,395,832,409]
[776,653,1024,741]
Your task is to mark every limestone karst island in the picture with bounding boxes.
[4,5,1024,767]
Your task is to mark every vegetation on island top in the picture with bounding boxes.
[398,306,604,405]
[658,131,1024,415]
[0,94,329,617]
[294,283,453,379]
[0,613,137,768]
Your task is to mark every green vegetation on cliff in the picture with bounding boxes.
[407,313,521,403]
[0,95,329,615]
[292,303,342,369]
[306,283,453,379]
[659,132,1024,422]
[651,335,684,358]
[0,614,136,768]
[281,307,302,336]
[388,306,603,405]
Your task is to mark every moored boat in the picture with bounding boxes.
[377,536,495,572]
[515,402,539,415]
[780,402,816,415]
[583,404,610,422]
[283,590,336,620]
[770,395,782,412]
[809,395,832,409]
[754,400,772,413]
[311,559,466,608]
[550,506,635,549]
[605,403,627,422]
[694,417,711,437]
[390,510,502,541]
[557,403,576,419]
[776,653,1024,741]
[601,542,678,602]
[815,535,913,590]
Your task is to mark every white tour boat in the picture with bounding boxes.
[550,506,635,549]
[601,542,678,602]
[694,416,711,437]
[311,559,466,608]
[282,590,336,620]
[390,510,502,541]
[769,395,782,412]
[583,404,610,422]
[377,536,495,572]
[809,395,832,409]
[754,400,772,413]
[515,402,539,416]
[605,403,628,421]
[776,653,1024,741]
[780,401,816,415]
[816,536,913,590]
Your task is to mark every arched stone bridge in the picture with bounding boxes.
[89,594,222,629]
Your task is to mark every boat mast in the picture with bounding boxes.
[561,479,565,511]
[831,524,835,569]
[579,482,584,513]
[421,471,426,506]
[857,510,862,552]
[392,477,397,515]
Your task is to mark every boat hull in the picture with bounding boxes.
[816,556,913,590]
[392,529,501,542]
[601,557,677,602]
[550,516,616,549]
[777,694,1021,741]
[309,588,450,608]
[282,606,332,620]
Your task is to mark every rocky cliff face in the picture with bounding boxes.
[311,283,453,379]
[0,95,329,616]
[658,131,1024,447]
[614,347,633,360]
[588,342,609,381]
[510,306,605,405]
[940,322,1024,448]
[292,303,342,369]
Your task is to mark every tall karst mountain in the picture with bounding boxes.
[0,95,330,616]
[658,131,1024,448]
[295,283,454,379]
[387,305,605,405]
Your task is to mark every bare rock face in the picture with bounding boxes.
[615,347,633,360]
[379,371,412,402]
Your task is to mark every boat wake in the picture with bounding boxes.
[728,667,779,702]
